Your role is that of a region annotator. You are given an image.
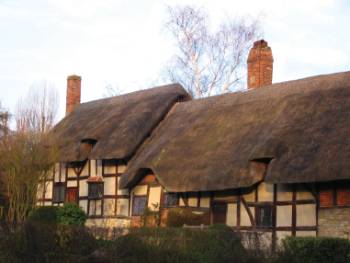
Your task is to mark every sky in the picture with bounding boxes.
[0,0,349,120]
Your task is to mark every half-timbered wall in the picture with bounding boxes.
[38,159,130,228]
[128,173,318,247]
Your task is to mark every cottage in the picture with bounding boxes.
[38,40,350,244]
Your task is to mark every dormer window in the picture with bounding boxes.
[80,138,97,157]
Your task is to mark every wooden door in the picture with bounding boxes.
[212,202,227,224]
[66,187,78,204]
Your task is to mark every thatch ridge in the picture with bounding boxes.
[53,83,190,162]
[121,71,350,192]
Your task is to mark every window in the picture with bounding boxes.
[319,190,333,207]
[132,196,147,216]
[163,193,178,207]
[319,181,350,208]
[53,183,65,203]
[336,188,350,206]
[256,205,273,227]
[88,183,103,199]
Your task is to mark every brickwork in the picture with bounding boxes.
[66,75,81,115]
[247,40,273,89]
[318,207,350,239]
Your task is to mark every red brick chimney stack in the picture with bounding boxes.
[66,75,81,115]
[247,40,273,89]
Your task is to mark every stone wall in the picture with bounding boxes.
[318,207,350,239]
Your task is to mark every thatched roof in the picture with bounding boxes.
[53,84,190,162]
[121,71,350,192]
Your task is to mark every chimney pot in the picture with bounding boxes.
[247,39,273,89]
[66,74,81,115]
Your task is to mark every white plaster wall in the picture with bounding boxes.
[296,185,314,200]
[67,180,78,187]
[257,182,274,202]
[79,179,88,197]
[44,181,53,199]
[103,198,116,216]
[37,183,44,199]
[188,197,198,207]
[133,185,147,196]
[226,203,237,226]
[243,190,255,202]
[240,204,253,226]
[104,165,116,175]
[148,186,161,210]
[200,197,210,208]
[117,164,127,173]
[79,200,88,214]
[296,204,316,226]
[277,184,293,201]
[104,177,116,195]
[67,168,76,178]
[54,163,60,182]
[117,198,129,216]
[276,205,292,227]
[60,164,66,182]
[179,196,186,206]
[97,160,103,176]
[90,160,97,177]
[117,177,129,195]
[81,162,89,176]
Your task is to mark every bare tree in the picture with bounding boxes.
[0,102,9,138]
[103,83,122,98]
[16,81,59,133]
[164,5,262,98]
[0,83,59,229]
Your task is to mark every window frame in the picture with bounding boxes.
[256,205,273,228]
[88,182,104,200]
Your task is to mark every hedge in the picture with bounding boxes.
[28,203,87,226]
[103,226,262,263]
[276,236,350,263]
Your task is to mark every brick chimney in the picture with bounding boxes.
[66,75,81,115]
[247,40,273,89]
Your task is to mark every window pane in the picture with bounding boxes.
[336,189,350,206]
[88,183,103,199]
[163,193,178,207]
[132,196,147,216]
[53,184,65,203]
[257,206,272,227]
[319,190,333,207]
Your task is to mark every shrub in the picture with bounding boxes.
[27,206,59,224]
[276,236,350,263]
[57,203,87,226]
[103,226,257,263]
[0,222,97,263]
[166,208,208,227]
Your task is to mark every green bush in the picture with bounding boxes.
[28,204,87,226]
[103,226,258,263]
[0,222,97,263]
[166,207,208,227]
[57,203,87,226]
[28,206,59,224]
[276,236,350,263]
